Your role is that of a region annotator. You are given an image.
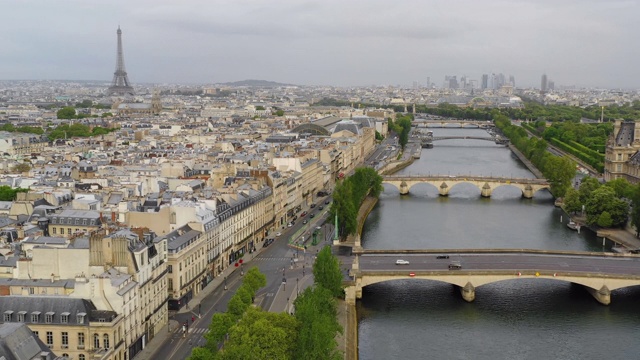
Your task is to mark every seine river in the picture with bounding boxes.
[358,128,640,360]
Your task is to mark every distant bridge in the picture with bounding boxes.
[344,249,640,306]
[413,119,494,128]
[421,135,509,146]
[381,175,550,197]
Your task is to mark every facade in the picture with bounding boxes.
[47,209,102,238]
[604,119,640,183]
[0,322,61,360]
[0,296,123,360]
[0,131,47,156]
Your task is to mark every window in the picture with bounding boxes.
[77,313,85,324]
[103,334,110,349]
[45,312,54,323]
[60,227,64,234]
[168,278,173,291]
[78,332,85,349]
[17,311,25,322]
[52,227,57,234]
[31,312,40,323]
[62,354,69,358]
[3,311,12,322]
[33,331,39,338]
[168,265,172,273]
[46,331,53,346]
[28,287,34,295]
[93,334,100,348]
[61,332,68,348]
[67,228,72,235]
[79,355,85,360]
[61,312,69,323]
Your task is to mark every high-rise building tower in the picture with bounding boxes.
[481,74,488,90]
[541,74,548,93]
[107,26,135,96]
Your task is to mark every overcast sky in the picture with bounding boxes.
[1,0,638,88]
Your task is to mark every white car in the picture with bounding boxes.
[275,232,282,237]
[395,259,410,265]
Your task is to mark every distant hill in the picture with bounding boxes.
[220,79,295,87]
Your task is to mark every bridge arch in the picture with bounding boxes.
[351,273,638,305]
[381,177,551,198]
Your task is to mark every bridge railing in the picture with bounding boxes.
[358,248,638,258]
[381,175,549,184]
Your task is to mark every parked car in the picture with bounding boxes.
[302,219,308,224]
[310,213,315,218]
[263,238,274,247]
[436,255,450,259]
[310,204,316,208]
[325,200,330,205]
[448,261,462,270]
[319,205,324,210]
[316,226,322,230]
[301,211,307,217]
[275,232,282,237]
[395,259,410,265]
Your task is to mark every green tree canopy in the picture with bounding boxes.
[563,187,582,214]
[0,186,28,201]
[56,106,77,119]
[293,286,342,360]
[312,247,343,297]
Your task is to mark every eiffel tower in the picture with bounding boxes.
[107,26,135,96]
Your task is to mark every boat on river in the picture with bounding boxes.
[567,221,578,230]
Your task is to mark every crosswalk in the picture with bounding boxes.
[254,257,291,262]
[189,328,209,335]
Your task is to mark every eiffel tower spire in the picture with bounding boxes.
[107,26,135,96]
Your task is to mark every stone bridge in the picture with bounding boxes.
[344,249,640,306]
[382,175,550,198]
[413,119,494,128]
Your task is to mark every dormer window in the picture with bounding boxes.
[4,310,13,322]
[61,312,70,323]
[77,312,86,324]
[45,312,54,323]
[31,311,41,323]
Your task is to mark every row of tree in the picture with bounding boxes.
[56,106,113,119]
[329,167,383,240]
[0,186,28,201]
[494,116,576,198]
[0,123,44,135]
[388,114,412,150]
[48,123,117,140]
[189,246,345,359]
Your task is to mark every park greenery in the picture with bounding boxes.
[47,123,118,140]
[329,167,383,240]
[57,106,113,120]
[494,115,575,198]
[563,177,634,228]
[388,114,412,150]
[0,123,44,135]
[0,185,29,201]
[189,249,344,359]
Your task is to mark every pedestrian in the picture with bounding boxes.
[192,315,195,324]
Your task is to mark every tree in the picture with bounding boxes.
[56,106,76,119]
[101,112,113,118]
[312,247,343,297]
[578,177,601,204]
[220,309,297,360]
[597,211,614,228]
[0,186,28,201]
[563,187,581,214]
[585,187,629,227]
[206,312,235,344]
[542,156,575,198]
[242,266,267,294]
[188,347,218,360]
[604,177,633,199]
[294,286,342,360]
[275,109,284,116]
[330,180,357,239]
[11,163,31,173]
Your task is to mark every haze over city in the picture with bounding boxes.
[1,0,639,88]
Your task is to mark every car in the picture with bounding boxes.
[316,226,322,230]
[448,262,462,270]
[287,222,293,228]
[263,238,274,247]
[325,200,330,204]
[302,219,308,224]
[319,205,324,210]
[310,204,316,208]
[310,213,315,218]
[395,259,410,265]
[301,211,307,217]
[275,232,282,237]
[436,255,450,259]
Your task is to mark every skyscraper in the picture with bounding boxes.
[107,26,135,96]
[541,74,548,93]
[481,74,488,90]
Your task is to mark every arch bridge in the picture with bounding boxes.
[422,136,509,146]
[345,249,640,306]
[413,119,494,128]
[382,175,550,198]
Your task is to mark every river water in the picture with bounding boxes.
[358,128,640,360]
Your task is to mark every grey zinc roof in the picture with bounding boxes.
[0,322,56,360]
[165,225,202,251]
[0,278,75,289]
[0,296,111,325]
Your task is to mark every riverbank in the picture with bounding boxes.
[566,213,640,250]
[508,143,544,179]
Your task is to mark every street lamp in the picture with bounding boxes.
[224,276,227,291]
[296,277,299,295]
[241,263,244,276]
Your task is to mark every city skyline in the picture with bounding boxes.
[1,0,639,89]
